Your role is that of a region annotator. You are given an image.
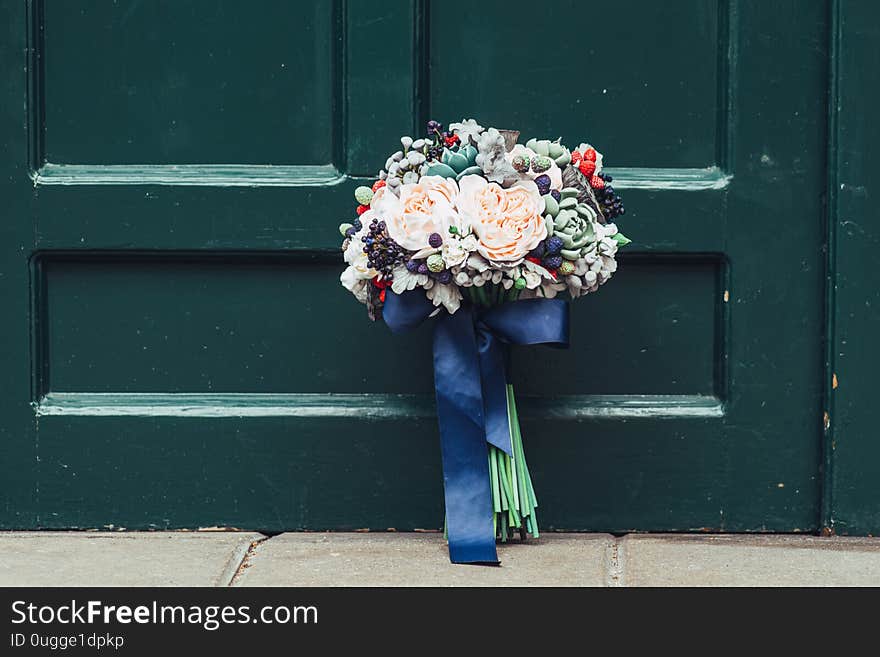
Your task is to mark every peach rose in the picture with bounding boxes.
[458,175,547,264]
[370,176,462,251]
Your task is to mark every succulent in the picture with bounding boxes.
[552,203,599,261]
[475,128,519,184]
[526,138,571,168]
[423,143,478,179]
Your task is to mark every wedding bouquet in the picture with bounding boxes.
[339,119,629,564]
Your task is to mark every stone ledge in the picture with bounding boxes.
[4,532,880,586]
[0,531,265,587]
[617,534,880,586]
[235,533,614,587]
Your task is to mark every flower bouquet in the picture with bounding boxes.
[339,119,630,564]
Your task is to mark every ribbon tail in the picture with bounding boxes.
[477,329,513,455]
[433,309,499,565]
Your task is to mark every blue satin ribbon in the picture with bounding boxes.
[383,290,569,564]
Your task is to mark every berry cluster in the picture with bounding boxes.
[404,232,453,284]
[362,218,406,281]
[425,120,459,160]
[595,173,625,221]
[525,235,565,277]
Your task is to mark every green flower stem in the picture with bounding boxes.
[489,445,502,514]
[487,383,539,541]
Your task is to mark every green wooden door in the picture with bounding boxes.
[0,0,854,534]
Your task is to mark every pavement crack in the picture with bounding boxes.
[605,538,624,587]
[226,535,269,587]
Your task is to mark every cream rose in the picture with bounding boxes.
[370,176,462,250]
[458,176,547,264]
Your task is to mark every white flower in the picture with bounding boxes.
[565,275,582,298]
[466,253,490,272]
[598,237,618,257]
[460,234,478,252]
[390,265,429,295]
[343,216,377,280]
[522,269,542,289]
[340,266,369,304]
[454,271,472,287]
[425,283,462,314]
[449,118,484,146]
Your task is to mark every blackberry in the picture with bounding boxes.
[595,182,626,221]
[436,270,452,285]
[405,259,421,273]
[534,174,551,196]
[550,189,561,202]
[417,263,429,275]
[428,232,443,248]
[364,218,407,280]
[543,255,563,270]
[545,235,564,255]
[427,145,444,161]
[528,241,546,259]
[426,120,442,135]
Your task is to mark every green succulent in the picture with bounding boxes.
[525,138,572,168]
[424,144,478,179]
[550,202,600,261]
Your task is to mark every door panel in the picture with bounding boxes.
[430,0,721,168]
[1,1,834,532]
[44,1,337,165]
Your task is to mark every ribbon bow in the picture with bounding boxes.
[383,289,569,564]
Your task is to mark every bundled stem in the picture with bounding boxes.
[489,384,539,541]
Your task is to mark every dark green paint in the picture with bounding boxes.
[429,0,721,168]
[826,0,880,534]
[44,1,337,165]
[0,0,871,534]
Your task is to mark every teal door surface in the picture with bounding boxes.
[0,1,875,534]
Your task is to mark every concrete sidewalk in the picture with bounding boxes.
[2,531,879,586]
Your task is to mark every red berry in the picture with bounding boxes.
[590,174,605,189]
[444,135,459,147]
[584,148,597,162]
[371,180,386,192]
[548,269,558,280]
[356,204,369,215]
[570,150,582,165]
[379,288,386,303]
[372,277,389,289]
[525,256,543,266]
[578,160,596,177]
